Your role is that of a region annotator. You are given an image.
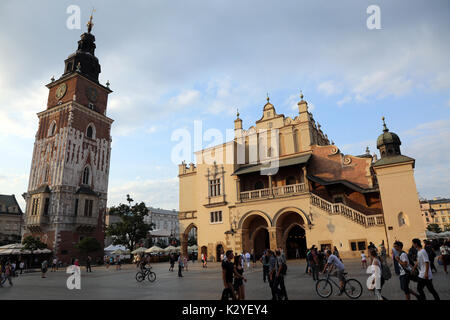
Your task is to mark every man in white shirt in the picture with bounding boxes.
[323,250,346,295]
[412,238,440,300]
[245,252,251,269]
[393,241,419,300]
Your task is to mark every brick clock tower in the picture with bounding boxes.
[23,17,113,263]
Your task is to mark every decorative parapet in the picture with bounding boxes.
[179,210,197,220]
[178,161,197,176]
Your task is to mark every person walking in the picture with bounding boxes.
[361,251,368,269]
[221,250,236,300]
[86,256,92,273]
[233,254,247,300]
[19,261,25,275]
[393,241,419,300]
[3,262,13,287]
[274,249,288,300]
[268,250,278,300]
[41,259,48,278]
[51,257,57,272]
[178,254,184,277]
[309,247,319,281]
[412,238,440,300]
[368,249,386,300]
[439,241,450,274]
[169,253,175,272]
[245,252,251,270]
[424,241,437,273]
[261,250,270,283]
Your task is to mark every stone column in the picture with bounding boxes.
[236,177,241,202]
[268,227,278,251]
[268,175,273,197]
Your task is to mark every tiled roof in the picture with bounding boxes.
[0,194,23,215]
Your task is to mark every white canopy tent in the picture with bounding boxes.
[145,246,164,253]
[131,247,148,254]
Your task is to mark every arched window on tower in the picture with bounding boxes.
[82,166,90,185]
[86,124,95,139]
[48,121,57,137]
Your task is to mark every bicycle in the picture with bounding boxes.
[136,266,156,282]
[315,269,362,299]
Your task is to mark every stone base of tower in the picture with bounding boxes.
[22,229,105,265]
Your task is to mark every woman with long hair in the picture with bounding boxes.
[233,255,247,300]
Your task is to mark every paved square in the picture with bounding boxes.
[1,259,448,300]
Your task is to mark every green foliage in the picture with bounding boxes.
[106,196,152,251]
[427,223,442,233]
[22,235,47,252]
[75,237,101,256]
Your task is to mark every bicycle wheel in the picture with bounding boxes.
[344,278,363,299]
[315,279,333,298]
[147,272,156,282]
[135,272,145,282]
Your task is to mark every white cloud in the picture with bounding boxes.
[317,80,342,96]
[169,89,200,106]
[337,96,352,106]
[108,177,179,210]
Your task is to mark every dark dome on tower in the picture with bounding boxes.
[61,13,101,83]
[376,117,401,158]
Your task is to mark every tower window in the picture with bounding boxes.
[82,166,90,185]
[86,124,95,139]
[48,121,57,137]
[43,198,50,216]
[84,199,93,217]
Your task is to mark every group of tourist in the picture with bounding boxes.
[221,247,288,300]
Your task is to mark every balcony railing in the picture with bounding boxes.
[310,193,384,228]
[26,215,49,226]
[240,183,307,201]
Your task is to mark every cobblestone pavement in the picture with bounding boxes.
[0,259,448,300]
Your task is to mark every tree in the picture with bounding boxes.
[106,195,153,252]
[444,224,450,232]
[75,237,101,259]
[22,235,47,252]
[427,223,442,233]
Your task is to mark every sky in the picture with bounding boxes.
[0,0,449,211]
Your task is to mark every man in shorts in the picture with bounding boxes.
[322,249,346,295]
[393,241,419,300]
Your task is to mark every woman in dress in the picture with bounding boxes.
[233,255,247,300]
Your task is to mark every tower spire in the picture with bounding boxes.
[382,116,389,132]
[87,8,96,33]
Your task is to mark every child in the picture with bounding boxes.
[361,251,367,269]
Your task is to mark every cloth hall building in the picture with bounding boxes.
[178,94,425,260]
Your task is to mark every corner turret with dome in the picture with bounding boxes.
[376,117,402,157]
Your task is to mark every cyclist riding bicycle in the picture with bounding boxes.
[138,255,151,271]
[322,250,346,295]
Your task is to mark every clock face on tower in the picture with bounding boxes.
[85,86,98,102]
[55,83,67,100]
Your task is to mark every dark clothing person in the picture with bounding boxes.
[417,278,440,300]
[86,257,92,273]
[221,257,235,300]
